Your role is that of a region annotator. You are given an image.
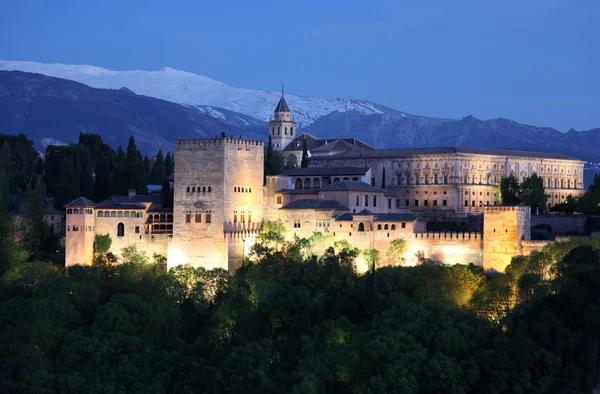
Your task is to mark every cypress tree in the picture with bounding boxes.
[161,178,174,209]
[135,151,149,194]
[301,140,309,168]
[164,152,174,177]
[265,136,274,175]
[35,157,44,176]
[95,154,113,201]
[112,146,129,196]
[78,145,95,200]
[55,157,80,209]
[143,155,152,183]
[25,180,48,258]
[151,150,167,184]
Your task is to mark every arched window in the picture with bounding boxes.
[111,211,116,217]
[295,178,303,189]
[333,177,340,183]
[358,223,365,232]
[249,188,252,193]
[377,224,382,230]
[352,177,358,181]
[284,127,288,135]
[356,196,359,206]
[278,126,281,135]
[234,187,237,192]
[290,127,294,136]
[391,224,396,230]
[186,186,190,192]
[192,186,195,192]
[343,177,349,181]
[117,223,124,237]
[203,186,206,192]
[98,211,104,217]
[272,127,275,135]
[384,224,389,230]
[208,186,212,192]
[313,178,320,189]
[304,178,311,188]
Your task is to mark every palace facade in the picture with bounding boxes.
[65,92,586,273]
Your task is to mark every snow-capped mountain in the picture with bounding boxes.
[0,60,387,127]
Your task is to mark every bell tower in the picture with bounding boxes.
[268,87,296,151]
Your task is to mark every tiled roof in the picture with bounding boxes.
[147,207,174,213]
[313,146,581,161]
[282,167,369,177]
[65,197,96,207]
[311,139,367,153]
[274,95,291,113]
[43,207,64,216]
[320,180,383,192]
[281,134,375,153]
[276,188,319,194]
[280,199,349,210]
[97,195,161,206]
[354,209,375,216]
[334,213,354,221]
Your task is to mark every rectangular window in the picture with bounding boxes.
[406,175,411,185]
[276,196,282,204]
[294,219,301,228]
[406,199,409,207]
[373,196,377,207]
[433,200,437,207]
[434,174,438,184]
[205,214,212,223]
[414,200,419,207]
[396,199,401,208]
[195,214,202,223]
[479,175,483,184]
[240,214,245,223]
[424,175,429,185]
[73,225,79,232]
[472,175,475,184]
[443,174,448,184]
[365,195,369,207]
[371,177,375,186]
[388,198,392,209]
[186,214,191,223]
[471,201,475,207]
[465,200,468,207]
[424,200,428,207]
[415,177,420,185]
[401,222,406,228]
[248,214,252,224]
[356,196,360,207]
[67,225,70,231]
[443,200,447,206]
[397,175,402,185]
[135,226,140,233]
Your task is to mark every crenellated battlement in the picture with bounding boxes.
[175,138,264,151]
[483,205,530,213]
[224,229,262,239]
[408,231,482,240]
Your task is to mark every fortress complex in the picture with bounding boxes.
[65,92,586,273]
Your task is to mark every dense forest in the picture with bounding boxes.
[1,224,600,392]
[3,133,600,392]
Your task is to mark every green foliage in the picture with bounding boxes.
[284,154,298,170]
[495,174,520,205]
[519,173,547,213]
[93,234,112,255]
[301,139,309,168]
[24,179,49,258]
[384,238,407,266]
[550,194,579,214]
[253,220,286,249]
[150,149,167,184]
[265,138,286,176]
[121,245,149,265]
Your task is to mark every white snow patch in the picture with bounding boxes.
[0,60,384,127]
[40,137,68,147]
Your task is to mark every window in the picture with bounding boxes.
[135,226,140,234]
[67,225,70,231]
[278,126,281,135]
[373,196,377,207]
[391,224,396,230]
[208,186,212,192]
[424,200,428,207]
[73,225,79,232]
[424,174,429,185]
[304,178,311,188]
[401,222,406,229]
[471,201,475,207]
[294,219,301,228]
[284,127,288,135]
[443,174,448,184]
[290,127,294,135]
[434,174,438,184]
[277,196,282,204]
[233,214,237,224]
[465,200,468,207]
[192,186,196,192]
[186,214,191,223]
[313,178,320,188]
[371,177,375,186]
[97,211,103,217]
[396,199,401,208]
[405,200,409,207]
[414,200,419,207]
[433,200,437,207]
[295,178,302,189]
[377,224,382,230]
[356,196,360,207]
[365,195,369,207]
[205,214,212,223]
[248,214,252,224]
[234,187,237,192]
[384,224,389,230]
[195,214,202,223]
[472,175,475,184]
[397,175,402,185]
[117,223,124,236]
[358,222,365,232]
[388,198,392,209]
[240,214,245,223]
[442,200,447,207]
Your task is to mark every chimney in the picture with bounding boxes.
[128,189,136,197]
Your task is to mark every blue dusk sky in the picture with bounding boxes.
[1,0,598,131]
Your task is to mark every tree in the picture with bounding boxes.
[578,174,600,215]
[265,137,285,176]
[284,154,298,170]
[161,178,174,209]
[301,139,309,168]
[495,174,520,205]
[25,180,48,258]
[164,152,174,177]
[550,194,578,214]
[151,150,167,184]
[94,154,113,201]
[78,145,95,200]
[385,238,407,266]
[519,173,546,213]
[94,234,112,255]
[55,157,80,209]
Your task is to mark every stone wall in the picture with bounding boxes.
[531,214,587,235]
[483,206,530,272]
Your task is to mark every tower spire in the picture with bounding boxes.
[281,83,284,97]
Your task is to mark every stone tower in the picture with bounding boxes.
[269,88,296,151]
[168,138,264,271]
[65,197,96,267]
[482,206,531,272]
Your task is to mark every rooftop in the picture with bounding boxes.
[274,95,290,113]
[320,180,383,193]
[65,197,96,207]
[276,188,319,195]
[280,199,349,210]
[282,167,369,177]
[333,212,420,222]
[282,134,375,153]
[313,146,582,161]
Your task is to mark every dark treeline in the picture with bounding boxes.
[44,133,174,208]
[2,227,600,392]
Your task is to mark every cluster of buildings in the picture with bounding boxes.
[64,93,586,273]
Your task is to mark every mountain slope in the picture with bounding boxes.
[0,60,395,127]
[0,70,265,153]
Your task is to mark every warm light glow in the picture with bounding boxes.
[355,256,368,273]
[167,248,188,269]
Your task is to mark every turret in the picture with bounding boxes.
[268,87,296,151]
[64,197,96,266]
